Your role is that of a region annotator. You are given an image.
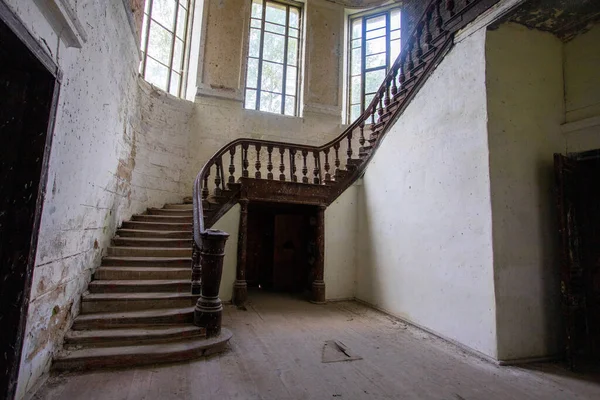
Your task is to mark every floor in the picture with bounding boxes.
[32,292,600,400]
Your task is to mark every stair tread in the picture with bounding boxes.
[108,246,192,251]
[90,279,188,286]
[83,292,197,301]
[74,307,194,322]
[124,221,192,226]
[117,229,191,234]
[96,266,189,272]
[56,329,232,361]
[103,256,191,261]
[65,325,201,339]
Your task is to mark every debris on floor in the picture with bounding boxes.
[322,340,362,363]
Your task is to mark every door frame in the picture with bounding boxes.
[0,2,61,398]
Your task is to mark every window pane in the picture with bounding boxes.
[252,0,263,18]
[351,76,361,104]
[287,37,298,65]
[245,89,257,109]
[144,57,169,90]
[259,91,282,113]
[286,66,297,94]
[352,19,362,39]
[366,27,385,40]
[261,61,284,92]
[151,0,177,30]
[169,72,181,96]
[265,2,286,25]
[249,28,262,58]
[391,39,401,63]
[290,28,299,38]
[366,15,385,31]
[351,38,361,49]
[391,9,401,30]
[366,36,386,55]
[266,22,286,35]
[141,15,149,51]
[350,104,361,121]
[366,53,386,69]
[391,29,400,40]
[290,8,299,28]
[147,21,173,65]
[263,32,285,63]
[251,19,261,28]
[365,69,386,93]
[351,48,361,76]
[247,58,259,88]
[364,92,375,107]
[172,39,184,71]
[176,5,187,38]
[285,95,296,116]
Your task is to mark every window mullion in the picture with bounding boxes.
[386,11,391,71]
[360,16,367,115]
[281,5,290,115]
[141,0,154,77]
[166,4,180,92]
[256,0,267,111]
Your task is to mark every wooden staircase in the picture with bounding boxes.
[54,202,232,371]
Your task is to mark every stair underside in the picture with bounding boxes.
[57,202,231,372]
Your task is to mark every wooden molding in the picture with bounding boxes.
[561,115,600,134]
[32,0,87,48]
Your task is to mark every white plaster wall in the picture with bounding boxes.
[356,29,498,358]
[486,23,565,361]
[212,204,241,302]
[6,2,192,397]
[325,184,358,300]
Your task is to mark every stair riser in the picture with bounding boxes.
[64,330,204,349]
[102,258,190,268]
[112,238,193,248]
[163,204,194,210]
[132,215,193,223]
[53,339,229,372]
[81,298,196,313]
[94,268,189,280]
[107,247,191,257]
[122,221,192,231]
[116,229,191,239]
[88,282,190,294]
[72,312,193,330]
[147,209,193,216]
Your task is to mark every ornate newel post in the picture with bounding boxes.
[312,205,326,304]
[194,229,229,337]
[233,199,249,306]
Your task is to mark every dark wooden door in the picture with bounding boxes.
[0,14,57,399]
[555,151,600,369]
[273,214,307,292]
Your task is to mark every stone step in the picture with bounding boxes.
[88,279,190,294]
[112,237,193,248]
[53,329,232,371]
[72,307,195,330]
[131,215,193,224]
[81,292,198,313]
[106,247,191,257]
[116,229,191,239]
[146,208,193,216]
[102,256,191,268]
[163,204,193,210]
[122,221,192,231]
[64,325,205,348]
[94,266,189,280]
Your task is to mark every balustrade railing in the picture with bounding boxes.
[190,0,498,332]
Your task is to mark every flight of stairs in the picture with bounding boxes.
[54,202,232,371]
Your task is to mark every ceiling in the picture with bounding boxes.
[323,0,401,9]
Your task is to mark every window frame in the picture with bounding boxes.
[140,0,194,97]
[244,0,303,116]
[347,5,401,123]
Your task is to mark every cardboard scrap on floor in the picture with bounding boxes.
[322,340,363,363]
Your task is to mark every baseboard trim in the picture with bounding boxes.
[497,355,562,366]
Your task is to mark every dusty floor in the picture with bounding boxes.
[33,292,600,399]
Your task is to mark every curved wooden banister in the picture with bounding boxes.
[191,0,500,295]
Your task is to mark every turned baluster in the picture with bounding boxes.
[324,148,331,183]
[399,57,406,85]
[407,41,414,71]
[416,22,424,61]
[370,103,376,125]
[435,1,444,34]
[267,145,273,180]
[242,143,249,178]
[446,0,455,17]
[313,152,320,184]
[254,144,262,179]
[424,6,433,51]
[391,65,398,96]
[279,147,286,181]
[359,120,366,150]
[301,150,309,183]
[214,158,222,196]
[202,168,210,200]
[333,143,340,175]
[228,147,236,184]
[346,132,353,164]
[378,93,384,118]
[290,149,297,182]
[384,77,391,108]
